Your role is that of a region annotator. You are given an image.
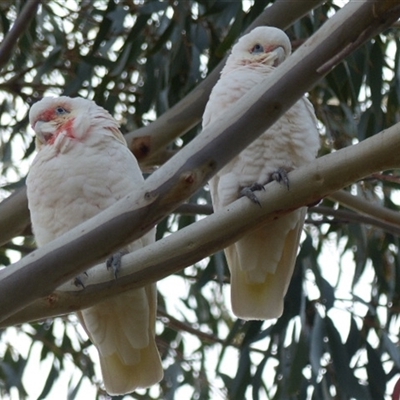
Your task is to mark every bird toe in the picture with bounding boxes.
[106,250,129,279]
[74,272,88,289]
[240,183,265,207]
[270,168,290,190]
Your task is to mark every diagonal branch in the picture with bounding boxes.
[0,0,324,247]
[309,205,400,236]
[0,186,31,247]
[127,0,325,167]
[2,121,400,327]
[329,190,400,225]
[0,0,399,323]
[0,0,42,72]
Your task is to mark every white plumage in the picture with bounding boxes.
[26,96,163,394]
[203,27,320,320]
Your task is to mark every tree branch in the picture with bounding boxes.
[329,190,400,225]
[126,0,326,167]
[0,0,41,72]
[309,205,400,236]
[175,203,213,216]
[0,0,399,323]
[0,0,324,247]
[158,309,225,346]
[3,121,400,327]
[0,186,31,247]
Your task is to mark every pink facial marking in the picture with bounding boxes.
[47,118,76,145]
[264,45,277,53]
[39,108,57,122]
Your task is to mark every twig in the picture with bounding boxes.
[0,0,42,72]
[157,309,267,354]
[158,308,224,345]
[329,190,400,225]
[308,205,400,236]
[175,203,213,216]
[365,172,400,184]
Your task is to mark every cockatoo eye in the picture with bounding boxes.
[55,106,69,115]
[251,43,264,54]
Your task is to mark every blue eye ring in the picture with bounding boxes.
[251,43,264,53]
[56,106,69,115]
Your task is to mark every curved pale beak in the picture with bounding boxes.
[272,46,286,67]
[33,120,54,144]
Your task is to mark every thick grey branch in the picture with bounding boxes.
[0,0,399,323]
[0,186,30,247]
[0,0,324,247]
[3,121,400,327]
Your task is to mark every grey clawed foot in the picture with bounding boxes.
[107,250,129,279]
[270,167,290,190]
[74,272,88,289]
[240,183,265,207]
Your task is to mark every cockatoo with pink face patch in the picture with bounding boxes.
[203,26,320,320]
[26,96,163,395]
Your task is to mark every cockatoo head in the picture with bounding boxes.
[229,26,291,68]
[29,96,125,150]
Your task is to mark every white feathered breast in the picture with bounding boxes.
[27,125,143,247]
[204,65,320,207]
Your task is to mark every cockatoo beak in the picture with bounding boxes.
[33,120,55,144]
[272,46,286,67]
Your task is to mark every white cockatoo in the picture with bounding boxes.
[26,96,163,395]
[203,27,320,320]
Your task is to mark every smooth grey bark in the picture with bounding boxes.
[3,121,400,327]
[0,0,399,323]
[0,0,325,247]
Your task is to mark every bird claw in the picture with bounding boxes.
[106,250,128,279]
[74,272,88,289]
[240,183,265,207]
[270,167,290,190]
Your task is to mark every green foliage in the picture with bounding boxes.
[1,0,400,399]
